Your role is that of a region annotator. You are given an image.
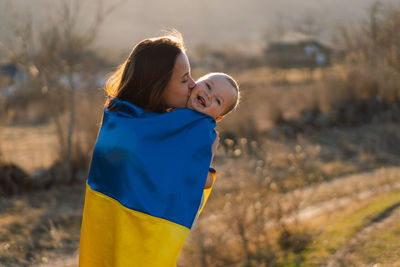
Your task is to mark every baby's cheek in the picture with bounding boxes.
[191,105,202,113]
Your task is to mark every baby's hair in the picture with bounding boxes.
[198,72,240,116]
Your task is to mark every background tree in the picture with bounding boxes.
[1,0,120,182]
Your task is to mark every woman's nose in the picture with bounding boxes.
[188,76,195,90]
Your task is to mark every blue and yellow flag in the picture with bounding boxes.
[79,98,216,267]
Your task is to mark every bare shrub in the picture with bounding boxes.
[0,163,55,196]
[0,99,9,162]
[334,2,400,105]
[180,135,321,267]
[2,0,117,182]
[277,228,312,254]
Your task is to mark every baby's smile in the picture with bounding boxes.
[197,95,206,107]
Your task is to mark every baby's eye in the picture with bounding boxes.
[206,82,211,90]
[216,99,221,105]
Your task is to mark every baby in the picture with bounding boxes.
[187,72,239,121]
[186,72,239,188]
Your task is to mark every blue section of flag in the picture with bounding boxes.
[87,98,216,229]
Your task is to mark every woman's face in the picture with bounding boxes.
[161,52,195,109]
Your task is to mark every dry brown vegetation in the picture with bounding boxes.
[1,1,400,266]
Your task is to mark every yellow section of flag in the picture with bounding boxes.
[79,185,190,267]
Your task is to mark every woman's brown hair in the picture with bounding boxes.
[105,34,185,113]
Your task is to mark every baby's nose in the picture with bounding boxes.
[205,91,212,102]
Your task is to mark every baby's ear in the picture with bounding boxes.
[215,116,223,122]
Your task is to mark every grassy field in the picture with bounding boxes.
[1,164,399,266]
[299,190,400,266]
[1,65,400,266]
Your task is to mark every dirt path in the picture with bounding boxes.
[326,203,400,266]
[295,167,400,221]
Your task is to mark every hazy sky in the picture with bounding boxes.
[1,0,399,55]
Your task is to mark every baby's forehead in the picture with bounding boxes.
[200,74,224,82]
[198,74,237,98]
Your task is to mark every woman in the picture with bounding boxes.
[79,33,218,267]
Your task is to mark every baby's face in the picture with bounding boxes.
[186,75,236,121]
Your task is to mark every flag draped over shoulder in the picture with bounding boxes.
[79,98,216,267]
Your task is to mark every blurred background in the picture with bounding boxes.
[1,0,400,266]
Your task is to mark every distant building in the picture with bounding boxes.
[0,62,27,84]
[265,32,332,69]
[0,62,28,96]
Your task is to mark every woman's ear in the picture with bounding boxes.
[215,116,223,122]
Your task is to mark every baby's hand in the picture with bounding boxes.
[204,172,214,189]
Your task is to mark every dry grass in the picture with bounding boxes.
[0,90,104,175]
[0,124,58,173]
[0,184,85,267]
[1,123,399,266]
[2,129,398,260]
[1,61,400,266]
[178,165,400,266]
